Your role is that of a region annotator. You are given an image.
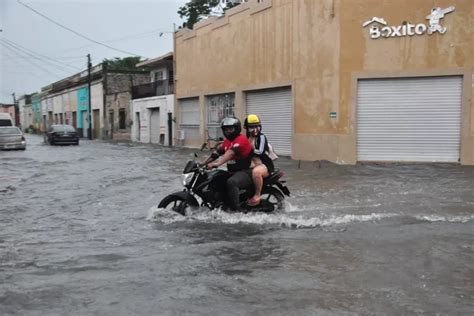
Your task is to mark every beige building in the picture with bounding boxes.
[174,0,473,164]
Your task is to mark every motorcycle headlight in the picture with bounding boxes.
[181,173,194,186]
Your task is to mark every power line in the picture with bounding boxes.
[0,49,84,73]
[53,27,170,54]
[0,41,65,78]
[0,39,79,76]
[2,68,47,81]
[1,51,87,61]
[1,38,83,71]
[1,55,86,64]
[16,0,145,58]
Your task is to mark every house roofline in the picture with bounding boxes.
[136,52,173,68]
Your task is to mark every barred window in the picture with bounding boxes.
[207,94,235,138]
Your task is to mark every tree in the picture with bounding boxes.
[178,0,241,29]
[102,57,146,71]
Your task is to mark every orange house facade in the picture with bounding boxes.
[174,0,473,164]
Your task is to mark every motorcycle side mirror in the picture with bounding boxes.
[194,153,198,159]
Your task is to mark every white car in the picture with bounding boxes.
[0,113,14,127]
[0,127,26,150]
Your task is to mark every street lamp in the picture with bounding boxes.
[159,31,173,37]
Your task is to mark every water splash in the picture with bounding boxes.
[146,205,397,228]
[147,204,474,228]
[415,214,474,223]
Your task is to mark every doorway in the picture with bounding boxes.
[135,112,140,142]
[93,109,100,139]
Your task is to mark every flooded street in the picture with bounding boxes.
[1,135,473,315]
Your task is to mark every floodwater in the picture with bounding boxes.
[1,135,473,315]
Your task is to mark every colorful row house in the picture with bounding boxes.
[33,63,149,139]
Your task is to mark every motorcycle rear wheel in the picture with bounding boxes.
[259,187,285,212]
[158,195,191,216]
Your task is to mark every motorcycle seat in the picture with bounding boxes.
[263,168,283,184]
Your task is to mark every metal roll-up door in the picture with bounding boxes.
[179,98,200,140]
[246,87,292,156]
[357,76,462,162]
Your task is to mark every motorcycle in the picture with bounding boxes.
[158,156,291,215]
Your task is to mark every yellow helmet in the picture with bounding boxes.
[244,114,261,129]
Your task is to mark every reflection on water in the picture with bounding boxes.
[1,135,473,315]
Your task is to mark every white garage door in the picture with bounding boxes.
[150,108,160,144]
[357,76,462,162]
[246,87,293,156]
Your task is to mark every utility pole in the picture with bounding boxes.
[87,54,92,140]
[12,93,18,127]
[171,22,176,147]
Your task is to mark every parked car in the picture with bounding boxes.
[0,113,14,127]
[44,124,79,145]
[0,126,26,150]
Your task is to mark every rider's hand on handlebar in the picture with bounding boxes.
[207,162,219,169]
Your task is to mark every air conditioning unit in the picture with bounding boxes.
[177,130,185,140]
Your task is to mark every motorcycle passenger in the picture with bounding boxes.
[204,117,253,211]
[244,114,274,206]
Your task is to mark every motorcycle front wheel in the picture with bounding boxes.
[158,195,191,216]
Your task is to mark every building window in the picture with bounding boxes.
[119,108,126,129]
[154,71,163,81]
[207,93,235,138]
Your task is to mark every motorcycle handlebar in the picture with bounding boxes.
[195,162,209,171]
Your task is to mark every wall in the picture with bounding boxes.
[67,89,77,127]
[53,94,62,116]
[333,0,473,164]
[76,87,89,131]
[175,0,340,149]
[105,72,149,140]
[31,95,42,130]
[175,0,473,164]
[131,94,174,145]
[19,99,34,129]
[18,98,26,128]
[151,67,169,82]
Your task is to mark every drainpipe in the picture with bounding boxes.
[87,54,92,140]
[168,112,173,147]
[102,62,107,140]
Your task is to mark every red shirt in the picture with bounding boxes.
[219,135,252,172]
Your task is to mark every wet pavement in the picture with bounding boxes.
[1,134,473,315]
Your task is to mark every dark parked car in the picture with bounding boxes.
[44,124,79,145]
[0,126,26,150]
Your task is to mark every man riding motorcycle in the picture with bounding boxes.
[202,117,253,212]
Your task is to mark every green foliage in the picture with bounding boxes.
[178,0,240,29]
[27,124,39,134]
[102,56,147,71]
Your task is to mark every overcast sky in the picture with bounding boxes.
[0,0,188,103]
